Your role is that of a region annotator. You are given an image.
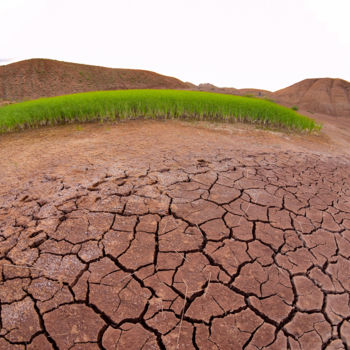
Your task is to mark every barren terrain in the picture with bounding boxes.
[0,112,350,349]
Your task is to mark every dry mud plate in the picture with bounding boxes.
[1,121,350,349]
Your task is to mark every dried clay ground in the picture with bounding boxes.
[0,112,350,349]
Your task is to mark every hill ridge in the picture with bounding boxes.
[0,58,193,101]
[274,77,350,116]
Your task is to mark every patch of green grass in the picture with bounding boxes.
[291,105,299,111]
[0,89,321,133]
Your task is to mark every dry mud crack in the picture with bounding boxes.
[1,123,350,349]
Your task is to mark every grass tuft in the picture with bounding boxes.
[0,89,321,133]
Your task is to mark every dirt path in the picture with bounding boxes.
[1,120,350,349]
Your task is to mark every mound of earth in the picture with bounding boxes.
[0,121,350,349]
[197,83,273,99]
[274,78,350,117]
[0,59,193,101]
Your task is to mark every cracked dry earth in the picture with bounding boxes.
[1,121,350,349]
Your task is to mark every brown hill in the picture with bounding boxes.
[0,59,193,101]
[274,78,350,117]
[197,83,272,99]
[198,79,350,117]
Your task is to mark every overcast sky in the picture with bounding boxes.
[1,0,349,91]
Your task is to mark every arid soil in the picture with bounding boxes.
[0,119,350,349]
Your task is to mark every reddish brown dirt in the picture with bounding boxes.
[0,120,350,349]
[0,59,193,101]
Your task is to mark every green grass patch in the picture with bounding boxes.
[0,89,321,133]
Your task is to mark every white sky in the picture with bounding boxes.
[1,0,349,91]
